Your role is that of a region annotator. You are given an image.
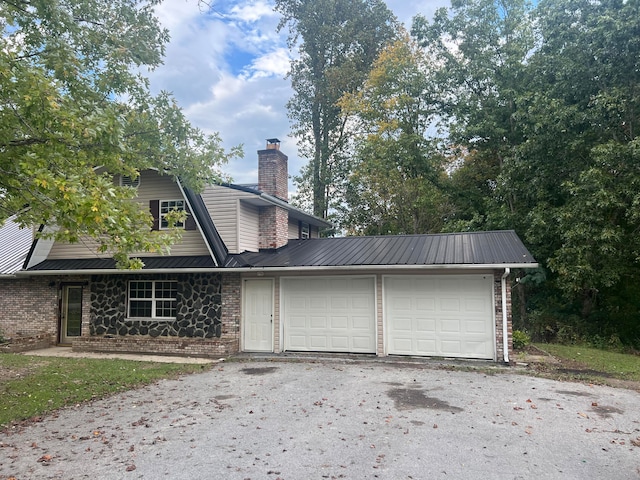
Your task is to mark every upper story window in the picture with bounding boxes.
[128,280,177,319]
[160,200,185,229]
[301,222,310,239]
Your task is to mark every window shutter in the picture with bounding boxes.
[150,200,160,231]
[185,203,196,231]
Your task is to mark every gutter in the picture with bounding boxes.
[224,263,539,272]
[16,268,228,277]
[17,263,538,277]
[501,267,511,364]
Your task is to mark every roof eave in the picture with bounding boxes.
[224,263,539,272]
[16,267,228,277]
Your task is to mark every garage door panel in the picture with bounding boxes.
[440,340,462,355]
[310,316,327,328]
[310,336,328,348]
[331,297,348,309]
[416,318,436,333]
[416,339,437,354]
[416,298,436,311]
[352,315,372,330]
[441,319,461,333]
[331,316,348,329]
[386,275,494,359]
[283,277,376,353]
[466,319,489,334]
[441,298,461,311]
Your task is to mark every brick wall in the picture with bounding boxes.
[259,205,289,249]
[0,277,58,345]
[494,271,513,363]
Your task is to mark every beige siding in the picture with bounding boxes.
[238,202,259,252]
[288,220,299,239]
[47,170,209,260]
[200,185,261,254]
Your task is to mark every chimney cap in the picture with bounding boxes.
[266,138,281,144]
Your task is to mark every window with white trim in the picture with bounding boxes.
[128,281,177,319]
[160,200,185,229]
[301,222,310,239]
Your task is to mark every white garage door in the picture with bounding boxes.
[385,275,495,359]
[282,276,376,353]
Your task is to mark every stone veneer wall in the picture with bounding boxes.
[494,271,513,363]
[72,272,240,357]
[89,273,222,338]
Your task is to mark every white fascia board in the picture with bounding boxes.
[226,263,539,273]
[16,268,227,277]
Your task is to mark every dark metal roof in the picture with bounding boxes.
[183,187,227,265]
[27,256,217,272]
[0,216,33,275]
[224,230,537,268]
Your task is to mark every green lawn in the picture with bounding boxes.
[0,354,210,428]
[534,343,640,382]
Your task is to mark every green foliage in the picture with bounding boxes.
[276,0,399,219]
[336,34,451,234]
[512,330,531,350]
[0,0,240,268]
[0,354,207,427]
[408,0,640,345]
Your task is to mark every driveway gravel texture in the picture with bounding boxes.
[1,358,639,480]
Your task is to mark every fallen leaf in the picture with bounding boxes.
[37,454,52,463]
[592,402,598,407]
[631,438,640,447]
[578,412,589,418]
[126,464,136,472]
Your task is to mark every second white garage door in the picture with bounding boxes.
[385,275,495,359]
[281,276,376,353]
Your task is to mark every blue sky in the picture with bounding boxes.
[147,0,449,193]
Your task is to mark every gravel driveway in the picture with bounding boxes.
[1,358,639,480]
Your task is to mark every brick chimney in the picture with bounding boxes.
[258,138,288,202]
[258,138,289,249]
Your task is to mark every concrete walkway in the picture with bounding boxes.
[21,346,217,364]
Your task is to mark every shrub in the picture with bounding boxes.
[512,330,531,350]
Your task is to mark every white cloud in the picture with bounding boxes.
[228,0,278,23]
[147,0,450,194]
[243,48,291,79]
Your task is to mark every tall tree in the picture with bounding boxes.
[412,0,534,232]
[275,0,399,220]
[414,0,640,341]
[338,34,450,235]
[0,0,239,268]
[515,0,640,318]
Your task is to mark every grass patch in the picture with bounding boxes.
[534,343,640,382]
[0,353,210,428]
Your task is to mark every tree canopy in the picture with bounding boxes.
[275,0,399,221]
[412,0,640,344]
[0,0,239,268]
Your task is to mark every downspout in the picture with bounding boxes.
[501,268,511,364]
